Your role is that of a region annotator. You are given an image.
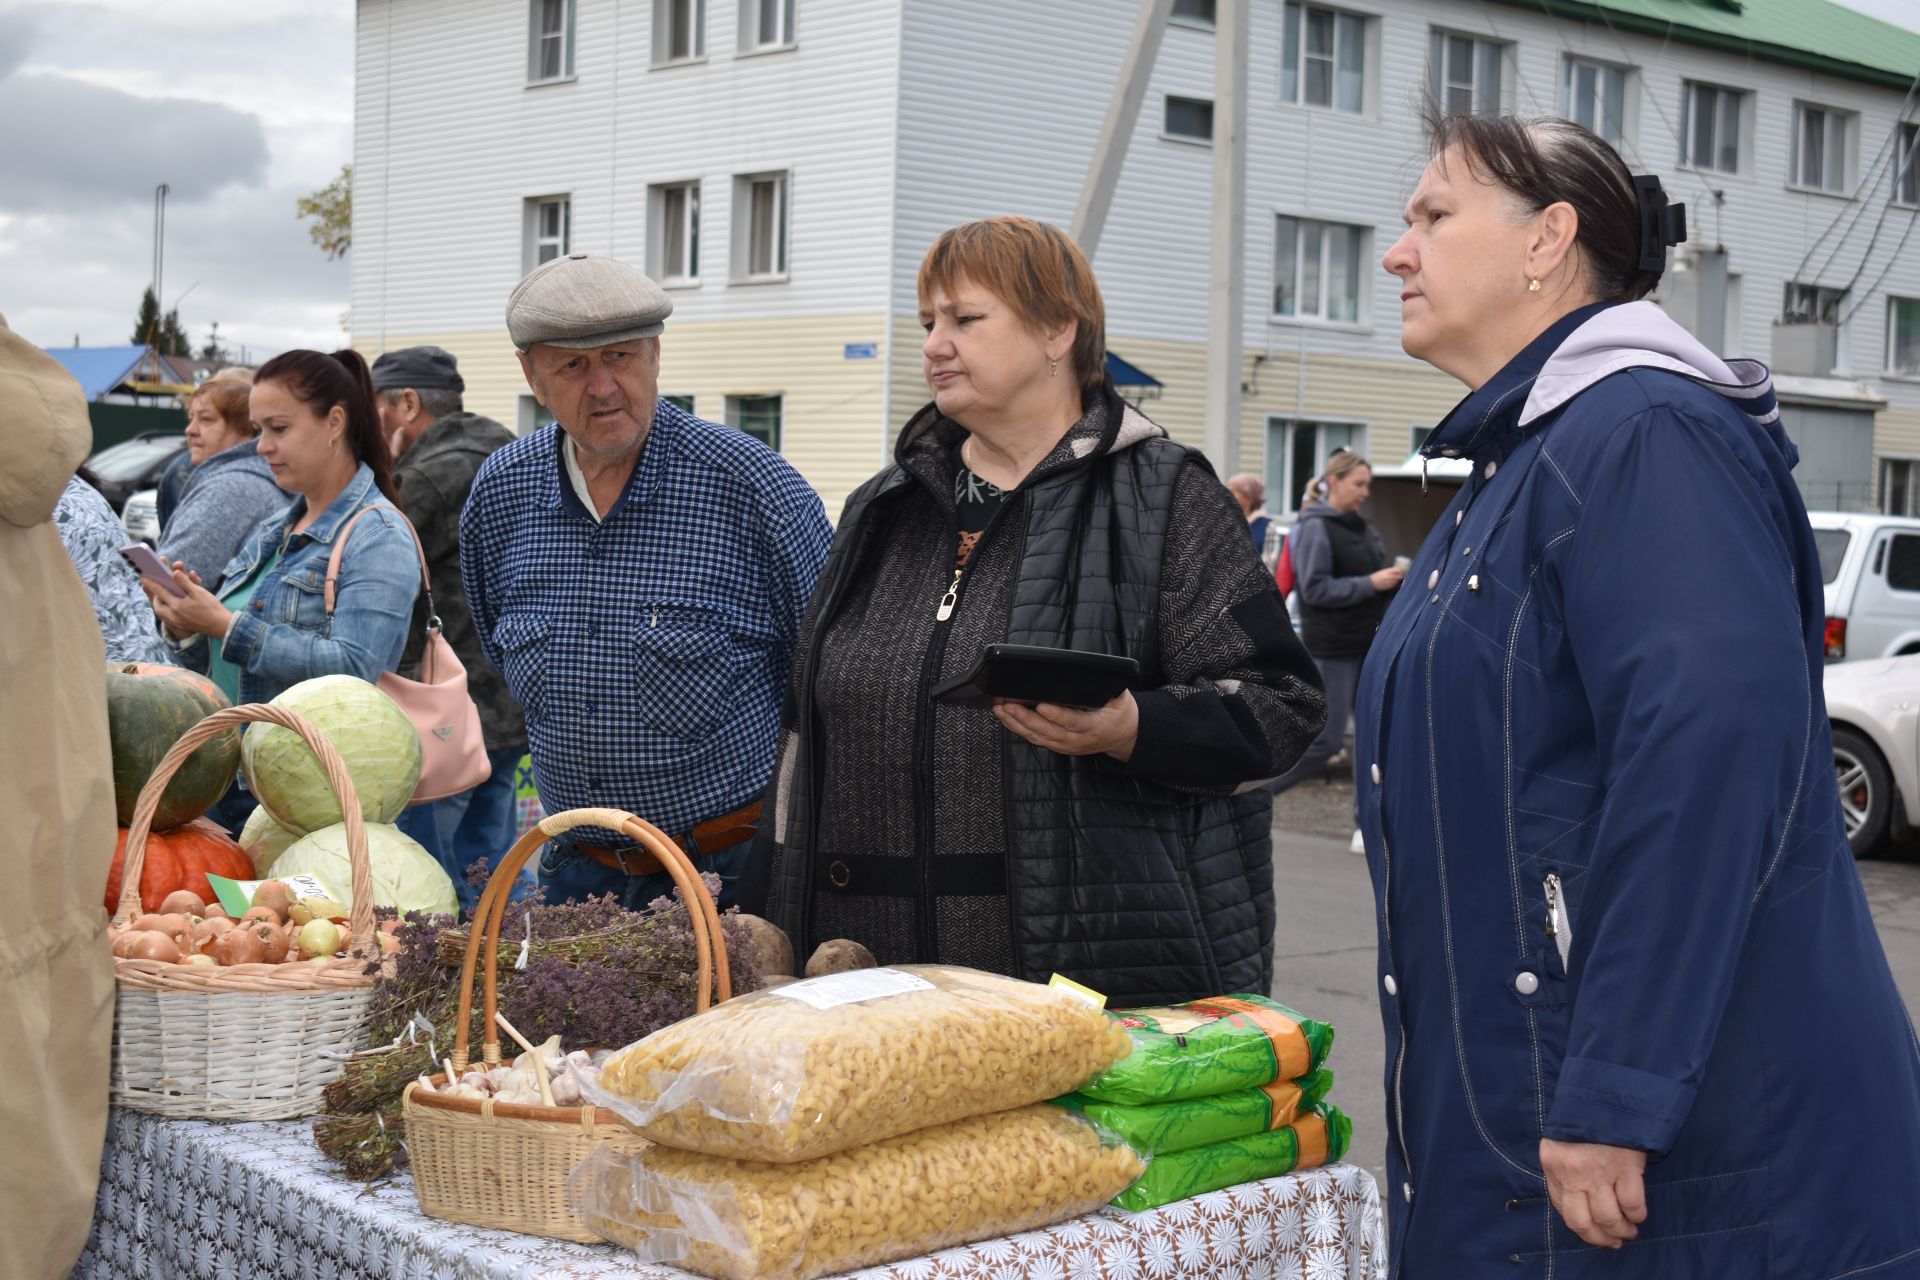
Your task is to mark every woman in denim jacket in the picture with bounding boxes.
[144,349,419,830]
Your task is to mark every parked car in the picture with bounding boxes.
[121,489,160,546]
[1808,511,1920,663]
[86,432,186,513]
[1824,652,1920,855]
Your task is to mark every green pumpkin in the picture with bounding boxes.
[105,662,243,830]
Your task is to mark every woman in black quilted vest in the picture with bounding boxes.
[756,217,1327,1005]
[1268,451,1402,820]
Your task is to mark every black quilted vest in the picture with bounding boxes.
[765,395,1274,1004]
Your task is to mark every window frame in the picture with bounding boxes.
[733,171,791,284]
[652,0,707,66]
[1790,102,1853,195]
[1427,29,1504,116]
[1271,213,1368,327]
[516,394,558,436]
[739,0,796,54]
[1558,54,1630,147]
[1265,417,1369,516]
[524,195,572,273]
[1170,0,1216,29]
[527,0,576,84]
[1783,281,1848,326]
[1680,80,1746,175]
[1280,0,1368,115]
[1895,122,1919,208]
[1889,296,1920,378]
[726,393,784,451]
[649,180,702,287]
[1162,94,1215,144]
[663,392,699,416]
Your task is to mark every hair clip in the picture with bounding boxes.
[1632,175,1688,274]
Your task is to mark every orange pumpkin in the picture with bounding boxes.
[105,818,254,917]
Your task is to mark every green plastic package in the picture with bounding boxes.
[1056,1068,1332,1156]
[1109,1104,1352,1212]
[1079,995,1335,1105]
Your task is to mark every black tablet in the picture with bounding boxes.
[930,644,1139,710]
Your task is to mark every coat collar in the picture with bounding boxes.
[1421,302,1614,464]
[278,462,380,547]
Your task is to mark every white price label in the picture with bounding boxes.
[770,967,936,1010]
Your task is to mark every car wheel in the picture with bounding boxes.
[1833,727,1892,857]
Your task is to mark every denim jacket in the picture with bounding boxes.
[177,463,421,705]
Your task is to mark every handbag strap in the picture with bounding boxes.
[324,502,436,626]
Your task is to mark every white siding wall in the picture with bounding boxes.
[352,0,902,345]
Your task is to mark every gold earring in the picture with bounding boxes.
[1049,358,1059,378]
[1529,279,1541,293]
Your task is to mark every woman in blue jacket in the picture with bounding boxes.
[1360,112,1920,1278]
[144,349,420,832]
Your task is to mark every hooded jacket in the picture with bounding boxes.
[0,327,117,1278]
[762,389,1326,1003]
[157,438,289,588]
[1355,301,1920,1278]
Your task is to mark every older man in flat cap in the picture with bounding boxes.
[373,346,526,905]
[461,254,832,909]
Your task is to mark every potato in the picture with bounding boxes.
[732,914,795,977]
[576,1106,1145,1280]
[597,964,1132,1164]
[803,939,874,978]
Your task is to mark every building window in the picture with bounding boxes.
[1411,426,1434,453]
[1428,31,1502,116]
[1895,122,1919,207]
[1268,419,1363,514]
[1171,0,1215,28]
[1791,104,1852,193]
[728,394,782,450]
[1784,281,1847,325]
[1164,95,1214,142]
[1882,460,1920,516]
[742,0,795,51]
[529,0,575,82]
[1891,297,1920,376]
[653,0,706,64]
[526,196,570,271]
[1681,81,1743,174]
[1281,2,1365,114]
[649,182,701,285]
[1272,215,1365,324]
[517,395,558,436]
[1559,56,1628,147]
[664,393,697,415]
[733,171,789,282]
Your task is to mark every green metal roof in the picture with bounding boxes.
[1486,0,1920,90]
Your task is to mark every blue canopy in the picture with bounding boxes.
[1105,351,1162,391]
[43,346,150,401]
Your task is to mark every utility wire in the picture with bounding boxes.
[1800,73,1920,283]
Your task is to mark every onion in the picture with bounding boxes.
[250,880,297,918]
[212,929,266,967]
[158,890,207,917]
[125,932,182,963]
[132,912,189,935]
[241,906,283,928]
[247,921,290,964]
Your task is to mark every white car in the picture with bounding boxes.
[1808,511,1920,663]
[121,489,159,546]
[1825,652,1920,855]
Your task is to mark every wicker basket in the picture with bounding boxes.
[402,806,733,1242]
[109,704,382,1120]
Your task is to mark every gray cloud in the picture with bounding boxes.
[0,71,269,212]
[0,9,37,79]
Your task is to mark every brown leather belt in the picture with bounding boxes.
[576,801,763,877]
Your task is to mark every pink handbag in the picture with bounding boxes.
[326,504,491,805]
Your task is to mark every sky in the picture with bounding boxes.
[0,0,1914,364]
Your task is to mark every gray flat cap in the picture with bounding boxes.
[370,345,465,393]
[506,252,673,351]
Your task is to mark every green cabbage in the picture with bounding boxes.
[270,820,457,918]
[243,676,423,830]
[239,806,306,878]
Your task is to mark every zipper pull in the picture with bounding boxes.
[935,568,964,622]
[1543,874,1560,939]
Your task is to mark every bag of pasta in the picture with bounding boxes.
[569,1105,1148,1280]
[1108,1104,1351,1212]
[587,965,1132,1163]
[1079,994,1334,1106]
[1055,1067,1333,1155]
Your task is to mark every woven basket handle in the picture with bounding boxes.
[115,704,378,959]
[450,807,733,1073]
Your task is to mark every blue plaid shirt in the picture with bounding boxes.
[461,401,831,843]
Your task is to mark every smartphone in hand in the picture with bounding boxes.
[120,544,188,598]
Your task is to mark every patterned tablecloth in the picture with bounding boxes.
[74,1108,1385,1280]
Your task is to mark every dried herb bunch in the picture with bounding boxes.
[318,866,762,1181]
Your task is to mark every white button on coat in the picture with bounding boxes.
[1427,569,1440,590]
[1485,460,1499,479]
[1383,974,1398,996]
[1370,763,1382,785]
[1403,1182,1415,1203]
[1515,971,1540,995]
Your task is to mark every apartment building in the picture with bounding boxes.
[352,0,1920,518]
